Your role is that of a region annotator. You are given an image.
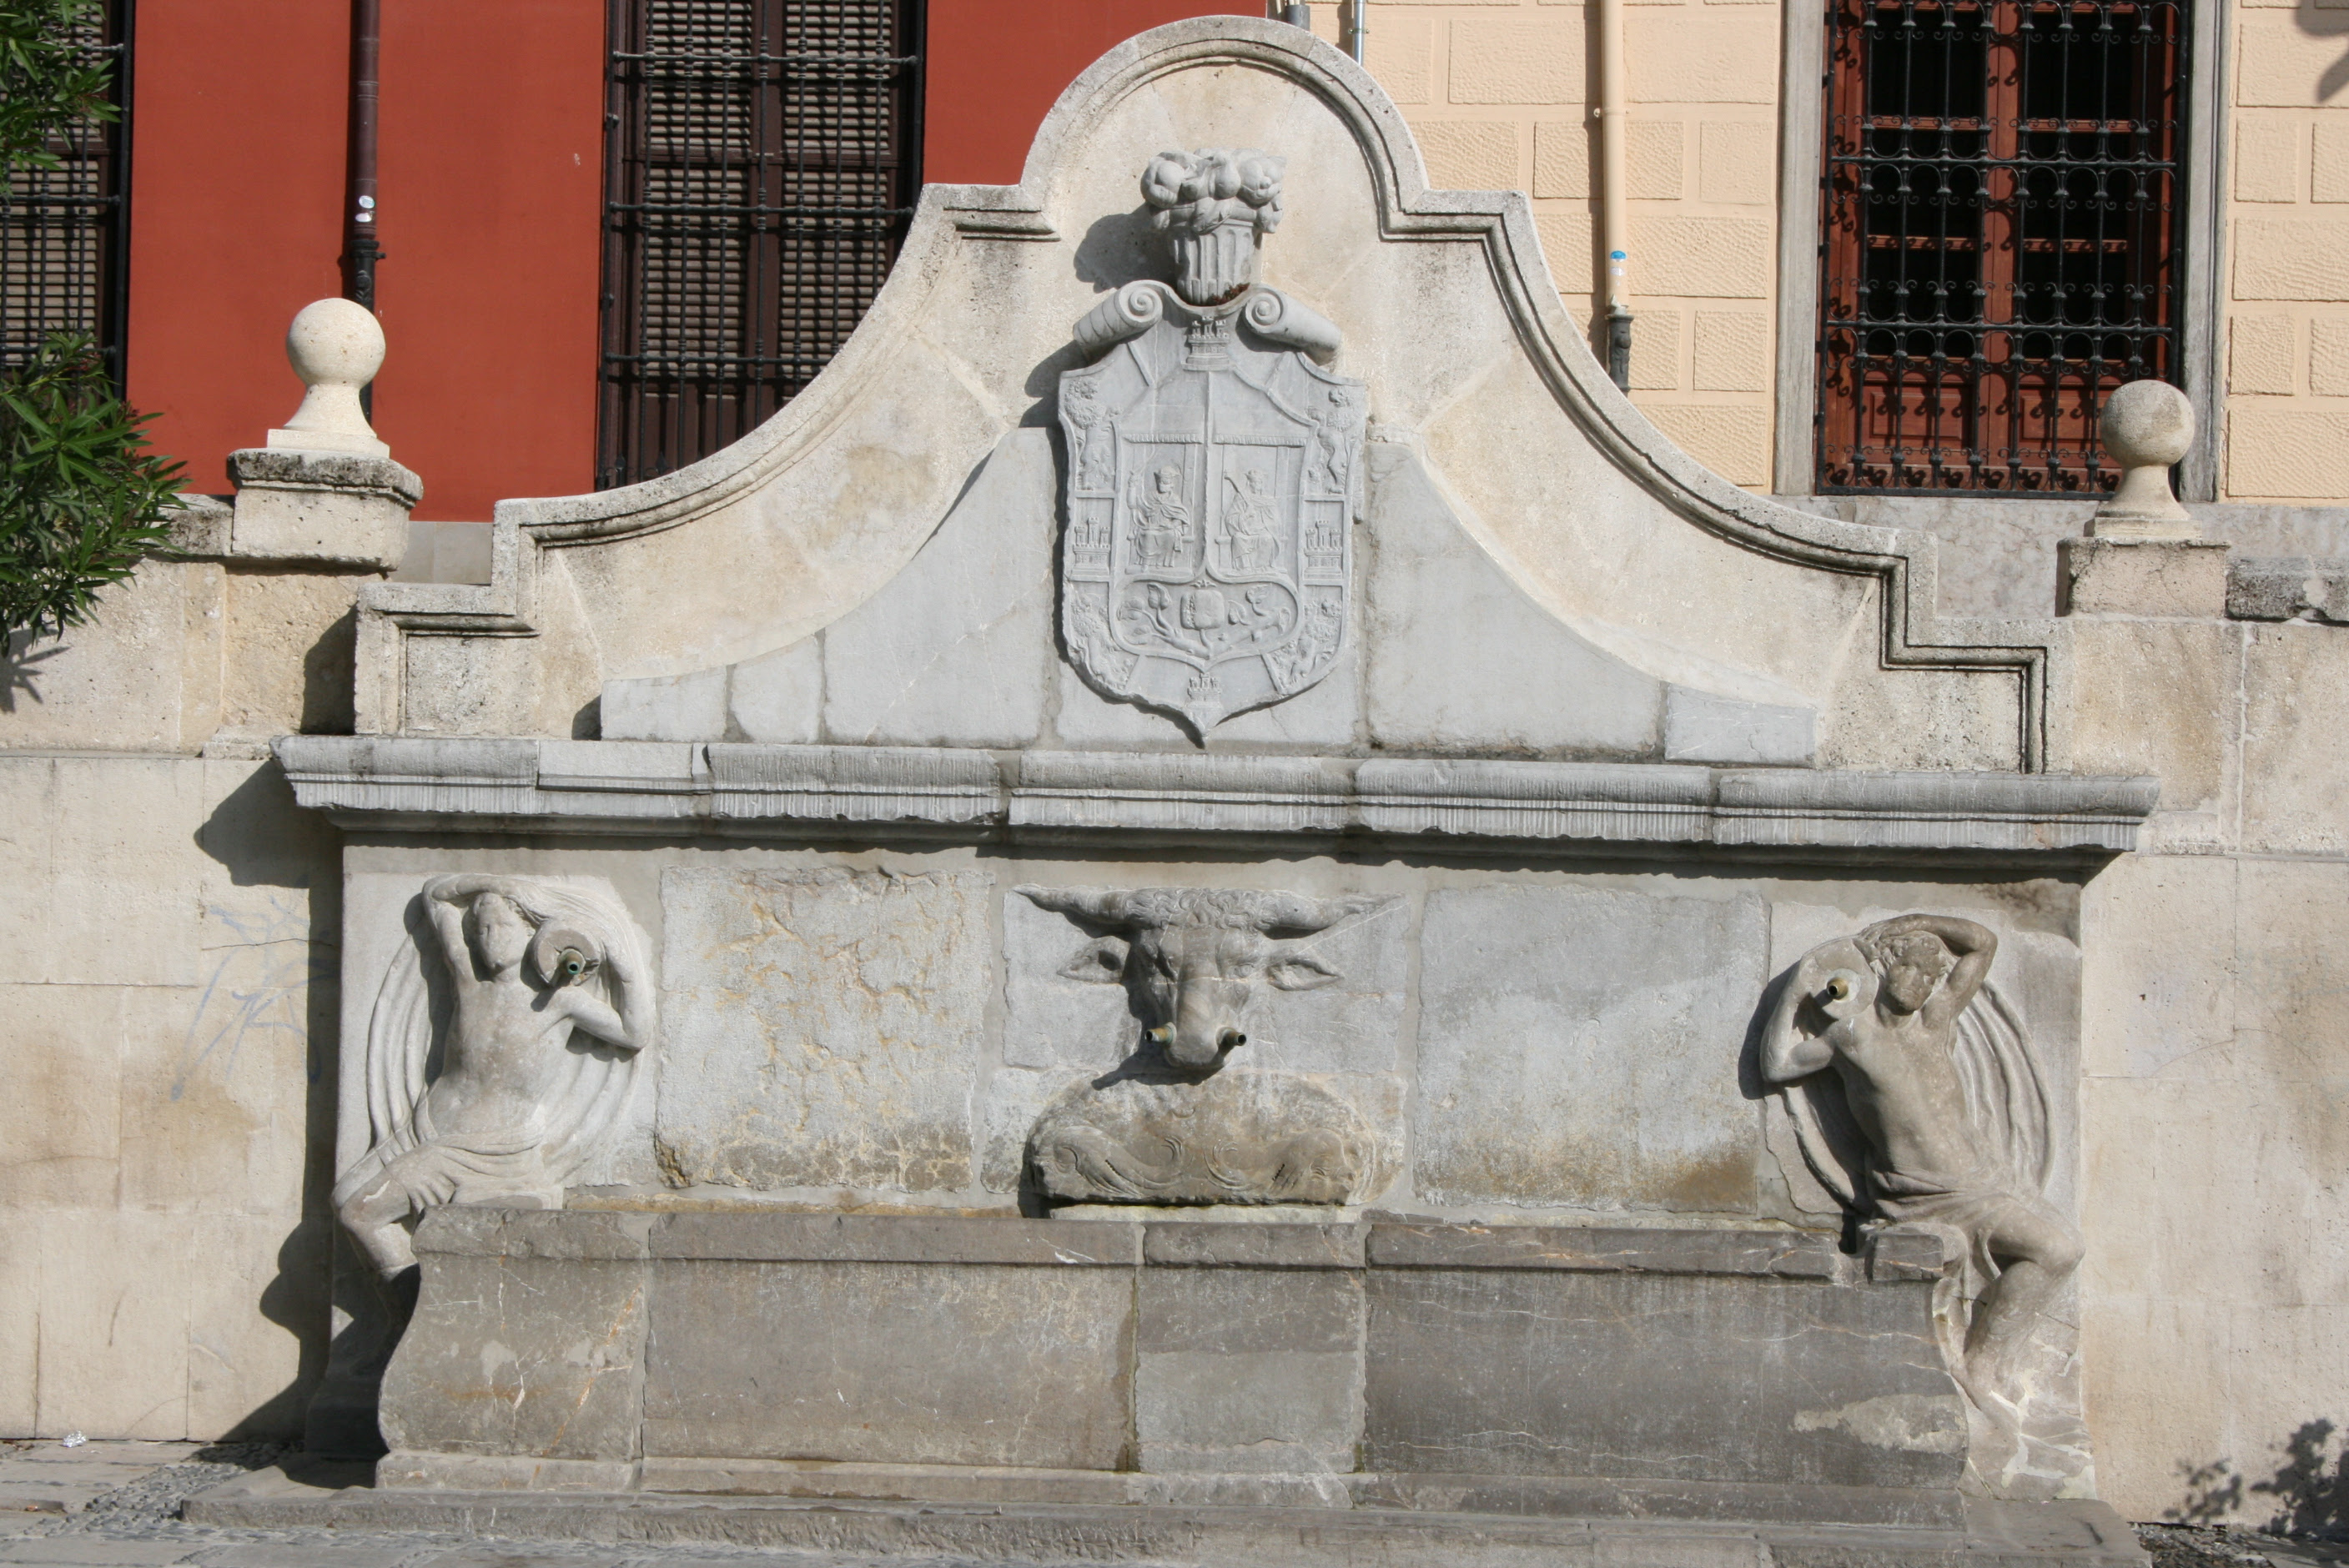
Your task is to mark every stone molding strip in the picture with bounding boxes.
[415,1209,1878,1283]
[276,736,2156,857]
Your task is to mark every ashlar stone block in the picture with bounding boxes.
[1449,18,1585,104]
[1416,885,1767,1210]
[1135,1269,1364,1475]
[657,867,992,1191]
[1698,120,1777,203]
[1417,121,1522,190]
[2231,314,2297,395]
[2309,317,2349,395]
[641,1259,1134,1470]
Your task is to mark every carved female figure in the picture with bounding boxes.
[334,874,654,1279]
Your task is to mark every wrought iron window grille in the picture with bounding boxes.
[0,0,131,385]
[1815,0,2188,495]
[599,0,923,491]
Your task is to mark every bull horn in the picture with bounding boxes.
[1253,892,1383,937]
[1014,885,1132,927]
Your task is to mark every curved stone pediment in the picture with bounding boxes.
[376,18,2073,773]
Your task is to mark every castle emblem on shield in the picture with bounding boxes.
[1057,148,1365,737]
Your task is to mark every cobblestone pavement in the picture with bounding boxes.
[2137,1525,2349,1568]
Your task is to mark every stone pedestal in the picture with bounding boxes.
[227,449,420,569]
[2058,537,2230,618]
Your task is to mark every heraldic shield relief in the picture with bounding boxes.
[1057,148,1366,737]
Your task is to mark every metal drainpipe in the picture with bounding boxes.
[346,0,383,321]
[1341,0,1366,61]
[1595,0,1632,390]
[1277,3,1311,28]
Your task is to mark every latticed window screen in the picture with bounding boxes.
[0,0,128,381]
[601,0,921,490]
[1816,0,2187,492]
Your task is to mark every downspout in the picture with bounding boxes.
[1595,0,1632,390]
[1341,1,1366,61]
[345,0,382,319]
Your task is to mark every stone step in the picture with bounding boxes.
[185,1465,2150,1568]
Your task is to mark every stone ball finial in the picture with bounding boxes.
[267,297,390,458]
[2090,379,2194,539]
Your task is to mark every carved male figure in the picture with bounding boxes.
[1220,467,1280,570]
[334,874,653,1279]
[1763,915,2082,1415]
[1130,465,1193,570]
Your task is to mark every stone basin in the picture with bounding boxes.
[378,1205,1968,1527]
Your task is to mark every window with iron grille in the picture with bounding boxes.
[600,0,921,490]
[1816,0,2187,493]
[0,0,130,384]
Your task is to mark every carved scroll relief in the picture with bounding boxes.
[1014,885,1389,1207]
[1059,149,1366,737]
[334,874,655,1279]
[1762,914,2090,1500]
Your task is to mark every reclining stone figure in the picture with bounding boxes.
[334,873,655,1279]
[1014,885,1385,1206]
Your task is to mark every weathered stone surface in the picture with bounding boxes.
[1361,445,1666,757]
[649,1211,1139,1266]
[379,1210,654,1465]
[1367,1224,1845,1279]
[2060,540,2231,616]
[656,867,991,1191]
[819,430,1054,748]
[1363,1269,1965,1490]
[640,1259,1135,1470]
[1144,1221,1365,1269]
[1415,886,1767,1210]
[1030,1068,1375,1207]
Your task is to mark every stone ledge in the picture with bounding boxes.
[1366,1223,1854,1279]
[276,736,2158,860]
[416,1209,1900,1283]
[2229,555,2349,623]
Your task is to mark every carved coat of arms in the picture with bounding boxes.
[1058,148,1366,736]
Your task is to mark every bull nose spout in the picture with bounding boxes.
[1163,1022,1245,1069]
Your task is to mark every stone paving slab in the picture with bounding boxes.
[179,1465,2150,1568]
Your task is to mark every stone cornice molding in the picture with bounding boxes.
[276,736,2154,862]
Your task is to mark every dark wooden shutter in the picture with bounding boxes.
[0,0,130,384]
[1816,0,2187,493]
[600,0,922,490]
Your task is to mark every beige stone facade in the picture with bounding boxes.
[1351,0,2341,504]
[1337,0,1783,485]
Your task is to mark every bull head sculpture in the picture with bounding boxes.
[1015,886,1382,1073]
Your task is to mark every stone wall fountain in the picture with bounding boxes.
[205,18,2158,1566]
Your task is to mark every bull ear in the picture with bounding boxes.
[1265,952,1341,991]
[1059,936,1130,984]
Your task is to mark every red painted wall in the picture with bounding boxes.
[125,2,350,500]
[923,2,1255,185]
[124,3,1242,521]
[370,0,606,520]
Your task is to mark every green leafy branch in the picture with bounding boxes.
[0,334,184,641]
[0,0,115,176]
